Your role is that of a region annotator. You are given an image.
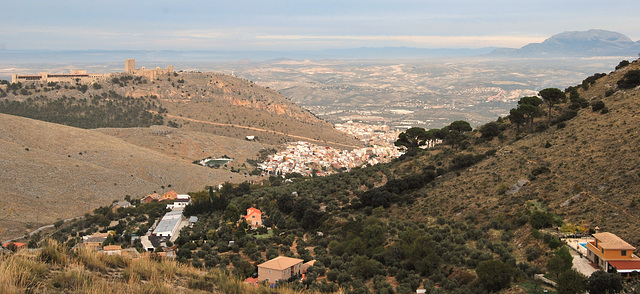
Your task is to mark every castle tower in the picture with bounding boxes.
[125,59,136,73]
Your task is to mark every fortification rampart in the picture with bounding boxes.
[125,59,174,80]
[11,59,174,84]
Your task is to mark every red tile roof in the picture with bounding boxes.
[244,277,259,287]
[2,242,26,248]
[245,207,262,220]
[609,260,640,271]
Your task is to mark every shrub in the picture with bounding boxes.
[476,260,512,292]
[605,89,616,97]
[617,70,640,89]
[587,270,623,294]
[582,73,607,89]
[615,60,630,70]
[530,166,551,179]
[496,183,509,195]
[553,110,577,125]
[451,153,484,169]
[478,121,503,138]
[591,101,605,112]
[530,210,556,229]
[525,247,541,262]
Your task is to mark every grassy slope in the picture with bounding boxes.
[0,114,263,241]
[0,240,309,294]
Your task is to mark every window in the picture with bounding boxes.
[622,250,627,256]
[269,269,271,274]
[602,248,604,254]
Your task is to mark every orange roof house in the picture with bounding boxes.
[244,207,263,229]
[2,242,27,251]
[141,193,160,203]
[586,232,640,277]
[257,256,303,284]
[158,191,178,202]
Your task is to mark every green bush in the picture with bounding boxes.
[529,210,555,229]
[591,101,605,112]
[451,153,484,169]
[605,89,616,97]
[617,70,640,89]
[530,166,551,179]
[615,60,630,70]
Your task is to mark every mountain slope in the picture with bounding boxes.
[491,29,640,57]
[398,58,640,243]
[1,70,361,149]
[0,114,265,240]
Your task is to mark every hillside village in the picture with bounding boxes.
[2,57,640,293]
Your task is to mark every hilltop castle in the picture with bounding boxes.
[125,59,174,81]
[11,59,174,84]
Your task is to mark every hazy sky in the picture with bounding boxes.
[1,0,639,51]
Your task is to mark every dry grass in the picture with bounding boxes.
[0,252,49,293]
[0,238,323,293]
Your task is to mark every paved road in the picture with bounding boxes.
[2,216,82,245]
[570,247,598,277]
[565,238,598,277]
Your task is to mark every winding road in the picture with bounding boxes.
[161,112,361,149]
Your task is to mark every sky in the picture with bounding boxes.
[1,0,639,51]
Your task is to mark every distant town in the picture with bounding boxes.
[258,122,402,177]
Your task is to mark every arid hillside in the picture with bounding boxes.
[1,70,361,149]
[393,59,640,244]
[0,114,266,240]
[0,69,362,240]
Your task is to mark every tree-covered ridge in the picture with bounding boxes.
[0,89,164,129]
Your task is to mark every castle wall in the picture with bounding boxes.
[10,59,173,84]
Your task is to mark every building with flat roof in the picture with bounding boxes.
[12,69,104,84]
[152,210,184,238]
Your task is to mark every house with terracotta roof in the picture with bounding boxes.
[257,256,303,284]
[586,232,640,277]
[141,193,160,203]
[244,207,262,229]
[159,191,178,202]
[2,242,27,252]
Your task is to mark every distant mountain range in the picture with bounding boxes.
[0,30,636,65]
[490,29,640,57]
